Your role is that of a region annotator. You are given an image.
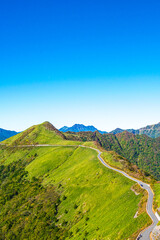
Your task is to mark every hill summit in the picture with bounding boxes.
[2,121,66,146]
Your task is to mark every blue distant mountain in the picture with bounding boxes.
[59,124,107,134]
[0,128,18,142]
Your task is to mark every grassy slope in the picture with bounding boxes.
[101,150,160,214]
[0,144,150,239]
[101,151,154,183]
[42,147,150,240]
[153,183,160,211]
[0,122,152,239]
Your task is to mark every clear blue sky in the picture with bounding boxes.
[0,0,160,131]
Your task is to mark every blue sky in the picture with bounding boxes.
[0,0,160,131]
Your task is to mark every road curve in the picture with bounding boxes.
[2,143,158,239]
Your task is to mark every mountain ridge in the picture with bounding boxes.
[1,121,159,142]
[111,122,160,138]
[59,122,160,138]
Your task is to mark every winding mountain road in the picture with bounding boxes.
[2,143,159,239]
[89,147,159,240]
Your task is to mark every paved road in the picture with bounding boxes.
[89,147,159,240]
[2,143,158,239]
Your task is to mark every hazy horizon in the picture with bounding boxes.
[1,118,160,133]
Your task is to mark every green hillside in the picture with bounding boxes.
[115,132,160,180]
[0,122,152,239]
[67,130,160,180]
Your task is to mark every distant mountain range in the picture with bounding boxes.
[110,122,160,138]
[0,128,18,141]
[60,122,160,138]
[1,121,159,142]
[59,124,107,134]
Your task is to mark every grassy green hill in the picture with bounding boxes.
[0,122,152,239]
[2,121,81,146]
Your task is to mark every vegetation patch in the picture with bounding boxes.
[153,183,160,211]
[0,159,69,240]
